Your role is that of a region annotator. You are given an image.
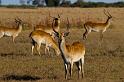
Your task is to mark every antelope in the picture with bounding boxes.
[29,30,60,56]
[34,14,61,36]
[83,10,112,40]
[0,18,23,43]
[52,18,85,79]
[33,14,61,55]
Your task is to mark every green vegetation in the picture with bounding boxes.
[0,5,36,9]
[0,1,124,8]
[71,1,124,7]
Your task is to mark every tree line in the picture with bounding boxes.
[0,0,124,8]
[23,0,124,7]
[30,0,124,7]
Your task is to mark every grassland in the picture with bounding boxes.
[0,7,123,82]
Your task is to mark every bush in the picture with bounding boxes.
[0,5,36,9]
[71,1,124,8]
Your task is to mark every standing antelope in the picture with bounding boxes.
[33,14,61,54]
[52,18,85,79]
[34,14,61,36]
[29,30,60,56]
[83,10,112,40]
[0,18,23,43]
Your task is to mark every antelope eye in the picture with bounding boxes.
[54,32,59,37]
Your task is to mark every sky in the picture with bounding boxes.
[2,0,19,5]
[1,0,123,5]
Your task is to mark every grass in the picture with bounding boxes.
[0,7,123,82]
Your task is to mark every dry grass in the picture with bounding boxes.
[0,7,124,82]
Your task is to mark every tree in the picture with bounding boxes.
[27,0,32,5]
[45,0,54,6]
[72,0,84,7]
[45,0,61,7]
[20,0,26,5]
[77,0,84,2]
[60,0,71,7]
[54,0,61,6]
[32,0,45,6]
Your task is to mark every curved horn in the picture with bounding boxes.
[104,9,112,17]
[48,11,56,19]
[106,10,112,17]
[52,19,58,34]
[64,17,70,36]
[15,18,18,22]
[58,14,60,18]
[104,9,109,17]
[50,16,56,19]
[67,17,70,31]
[16,17,22,22]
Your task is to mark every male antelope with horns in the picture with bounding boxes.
[52,18,86,79]
[33,14,61,54]
[83,9,112,40]
[0,18,23,43]
[34,14,61,37]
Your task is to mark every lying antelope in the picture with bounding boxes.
[29,30,60,56]
[0,18,23,43]
[83,9,112,40]
[52,18,85,79]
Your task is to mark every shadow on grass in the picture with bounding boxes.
[2,74,41,81]
[0,53,14,57]
[0,53,27,57]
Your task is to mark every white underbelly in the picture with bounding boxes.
[92,28,101,32]
[72,55,83,62]
[4,32,14,36]
[32,36,46,44]
[40,38,46,44]
[65,55,84,63]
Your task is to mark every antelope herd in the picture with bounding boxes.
[0,9,112,79]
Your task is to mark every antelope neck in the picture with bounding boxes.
[105,17,111,24]
[59,37,68,58]
[58,37,68,63]
[18,24,22,32]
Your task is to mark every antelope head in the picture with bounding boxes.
[52,17,70,44]
[15,17,23,25]
[15,17,27,31]
[50,14,61,27]
[15,17,29,27]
